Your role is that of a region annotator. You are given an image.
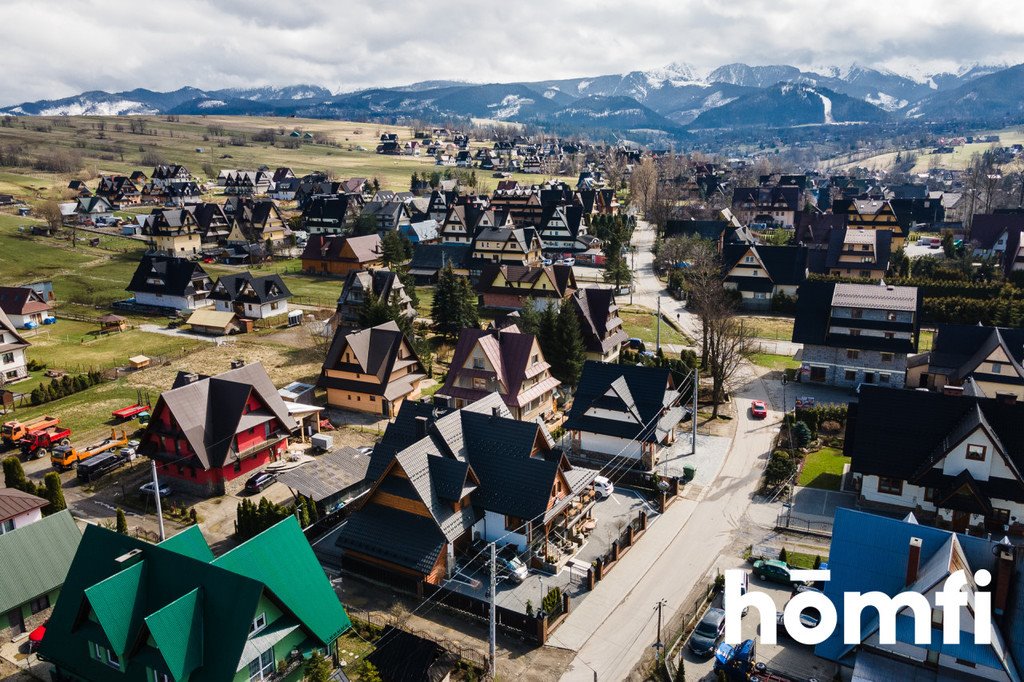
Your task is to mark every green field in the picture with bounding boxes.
[739,315,794,341]
[797,446,850,490]
[749,352,800,371]
[619,306,691,347]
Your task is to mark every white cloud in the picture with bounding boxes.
[2,0,1023,105]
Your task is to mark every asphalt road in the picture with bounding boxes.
[554,220,786,681]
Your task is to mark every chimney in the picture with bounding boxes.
[414,415,429,438]
[491,406,501,419]
[906,537,923,585]
[942,385,964,397]
[996,392,1018,406]
[182,372,199,384]
[994,548,1014,616]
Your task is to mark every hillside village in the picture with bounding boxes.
[2,112,1024,682]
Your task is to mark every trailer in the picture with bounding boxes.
[76,450,130,482]
[111,403,150,420]
[20,427,72,460]
[1,415,59,446]
[51,429,128,471]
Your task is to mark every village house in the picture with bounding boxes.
[907,324,1024,398]
[222,169,273,195]
[536,203,587,252]
[334,269,415,329]
[816,508,1019,681]
[848,386,1024,538]
[226,199,288,246]
[360,199,413,233]
[469,226,544,274]
[38,518,350,682]
[407,243,472,283]
[0,286,53,328]
[127,255,213,312]
[302,195,355,235]
[95,175,141,206]
[0,308,30,384]
[571,287,628,363]
[301,234,383,276]
[140,363,298,496]
[822,225,893,281]
[0,487,47,535]
[0,510,81,641]
[150,164,192,185]
[145,207,203,255]
[970,213,1024,276]
[208,272,291,320]
[730,186,801,228]
[73,196,114,223]
[833,197,907,248]
[475,263,577,310]
[335,393,598,587]
[318,321,426,418]
[720,244,808,310]
[438,325,560,422]
[792,281,920,388]
[191,202,232,246]
[564,362,685,470]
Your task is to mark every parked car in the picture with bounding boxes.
[750,400,767,419]
[542,258,553,266]
[245,472,276,494]
[594,475,614,499]
[752,559,805,587]
[497,545,530,584]
[561,257,576,267]
[627,338,646,352]
[139,481,172,498]
[688,607,726,657]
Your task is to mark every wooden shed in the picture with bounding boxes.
[128,355,151,370]
[98,314,128,333]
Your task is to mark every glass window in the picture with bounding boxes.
[29,595,49,614]
[966,444,986,461]
[878,477,903,495]
[881,352,894,362]
[844,370,857,381]
[0,519,13,534]
[846,349,860,360]
[248,647,275,681]
[250,613,267,634]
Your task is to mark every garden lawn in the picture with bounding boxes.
[749,352,800,371]
[785,550,829,570]
[22,319,204,373]
[797,446,850,490]
[739,316,795,340]
[619,307,691,347]
[7,378,147,442]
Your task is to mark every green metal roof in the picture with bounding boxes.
[84,560,147,657]
[144,588,204,681]
[39,518,350,681]
[158,526,214,563]
[213,516,351,644]
[0,510,81,614]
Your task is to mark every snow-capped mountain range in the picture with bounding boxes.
[2,62,1022,140]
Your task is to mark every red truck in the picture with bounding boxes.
[20,427,72,460]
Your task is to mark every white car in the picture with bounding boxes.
[561,257,576,267]
[594,475,614,499]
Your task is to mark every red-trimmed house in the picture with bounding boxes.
[139,363,298,496]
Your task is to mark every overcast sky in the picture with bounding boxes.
[4,0,1024,105]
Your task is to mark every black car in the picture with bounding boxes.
[688,607,726,657]
[245,472,276,494]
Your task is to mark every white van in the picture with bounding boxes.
[594,476,614,499]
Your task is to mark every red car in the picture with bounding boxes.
[750,400,768,419]
[27,621,46,651]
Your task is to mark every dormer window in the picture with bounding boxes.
[991,363,1002,374]
[966,444,987,462]
[250,612,267,635]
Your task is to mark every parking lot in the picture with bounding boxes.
[678,561,837,682]
[443,488,658,613]
[783,487,857,532]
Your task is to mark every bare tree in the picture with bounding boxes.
[629,157,658,215]
[35,199,65,241]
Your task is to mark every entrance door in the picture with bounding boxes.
[6,608,24,635]
[951,510,970,533]
[809,367,826,383]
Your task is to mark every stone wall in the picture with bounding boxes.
[801,344,907,388]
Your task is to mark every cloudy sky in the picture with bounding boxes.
[3,0,1024,105]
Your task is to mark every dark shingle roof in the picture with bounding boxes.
[127,256,209,298]
[721,244,808,287]
[208,272,291,305]
[0,487,48,521]
[929,324,1024,381]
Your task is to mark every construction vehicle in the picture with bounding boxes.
[1,415,59,447]
[20,426,72,460]
[51,430,128,471]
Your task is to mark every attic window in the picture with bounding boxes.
[250,613,267,635]
[966,444,987,462]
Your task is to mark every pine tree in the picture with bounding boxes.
[553,298,586,387]
[380,230,407,269]
[432,263,478,339]
[537,302,558,360]
[115,508,128,534]
[2,456,31,493]
[42,472,66,515]
[517,298,541,336]
[304,651,333,682]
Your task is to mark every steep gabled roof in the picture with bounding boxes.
[572,287,627,354]
[126,255,209,297]
[319,321,425,399]
[208,272,291,305]
[721,244,808,286]
[0,509,81,615]
[0,487,48,522]
[929,324,1024,384]
[0,286,51,316]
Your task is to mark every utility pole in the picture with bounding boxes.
[489,542,496,679]
[656,295,662,353]
[655,600,666,662]
[150,460,165,541]
[692,368,698,455]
